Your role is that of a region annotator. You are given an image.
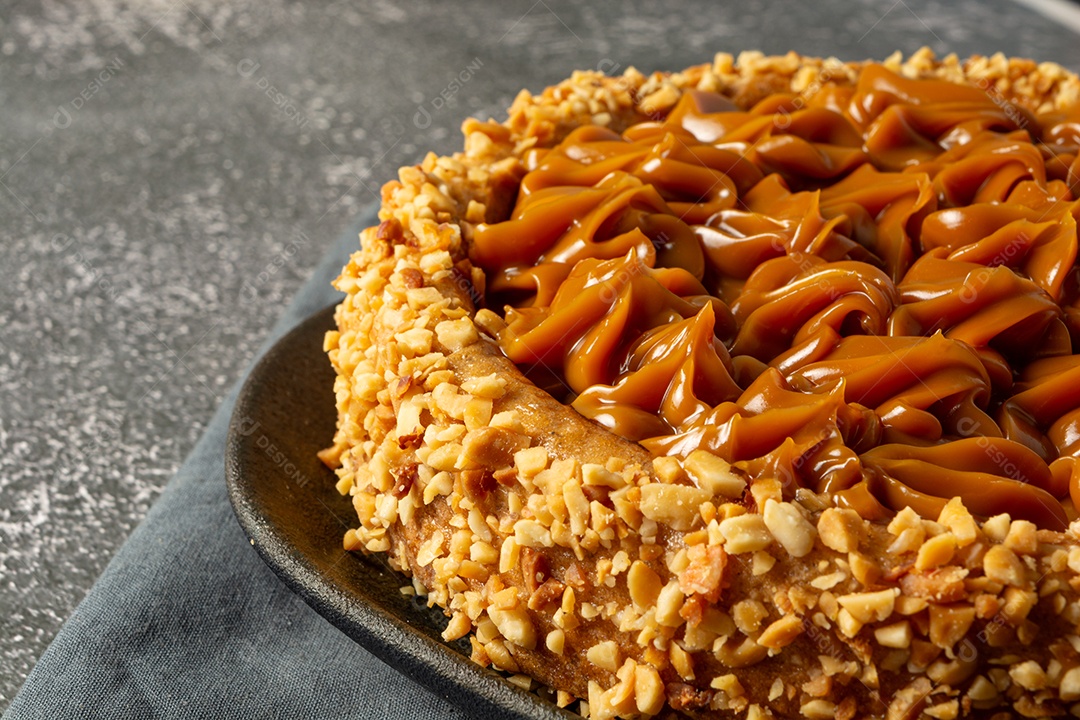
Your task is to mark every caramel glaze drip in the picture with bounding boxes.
[471,63,1080,530]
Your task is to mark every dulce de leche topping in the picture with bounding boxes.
[472,63,1080,530]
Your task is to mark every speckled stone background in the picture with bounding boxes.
[2,0,1079,710]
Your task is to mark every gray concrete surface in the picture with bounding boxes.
[2,0,1079,710]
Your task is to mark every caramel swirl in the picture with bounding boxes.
[858,440,1068,529]
[731,255,897,361]
[501,251,731,393]
[779,331,1001,443]
[919,187,1080,302]
[1000,355,1080,464]
[889,253,1063,359]
[644,368,879,491]
[571,303,742,442]
[473,62,1080,529]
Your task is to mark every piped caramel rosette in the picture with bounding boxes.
[324,50,1080,719]
[571,304,743,443]
[730,255,897,360]
[888,253,1064,359]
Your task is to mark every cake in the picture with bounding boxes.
[320,48,1080,718]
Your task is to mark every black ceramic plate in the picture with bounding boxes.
[225,303,574,720]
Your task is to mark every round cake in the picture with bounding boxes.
[321,48,1080,718]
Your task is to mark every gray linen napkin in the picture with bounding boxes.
[6,205,470,720]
